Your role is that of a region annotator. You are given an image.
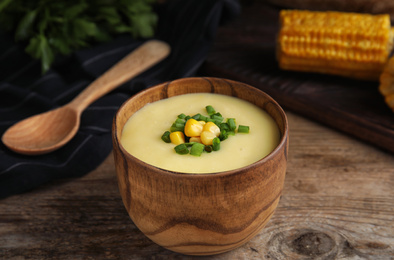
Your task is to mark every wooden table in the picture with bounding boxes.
[1,110,393,259]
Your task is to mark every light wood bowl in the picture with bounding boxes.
[112,77,288,255]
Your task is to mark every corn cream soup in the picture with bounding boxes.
[121,93,280,174]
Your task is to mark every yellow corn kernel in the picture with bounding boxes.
[170,131,185,145]
[189,136,202,143]
[202,121,220,137]
[277,10,394,81]
[200,131,216,145]
[184,118,203,137]
[198,121,206,126]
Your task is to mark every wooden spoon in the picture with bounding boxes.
[2,40,170,155]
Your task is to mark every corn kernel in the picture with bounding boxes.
[189,136,202,143]
[184,118,203,137]
[203,121,220,137]
[170,131,185,145]
[198,121,206,126]
[201,131,216,145]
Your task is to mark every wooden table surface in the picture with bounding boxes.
[1,110,393,259]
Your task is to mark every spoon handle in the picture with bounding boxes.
[69,40,170,112]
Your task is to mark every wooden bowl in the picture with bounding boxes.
[112,77,288,255]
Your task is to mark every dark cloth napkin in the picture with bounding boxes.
[0,0,240,199]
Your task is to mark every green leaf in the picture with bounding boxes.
[112,25,133,34]
[49,37,71,55]
[130,13,157,38]
[0,0,14,12]
[96,7,121,25]
[15,10,38,41]
[64,2,88,19]
[72,18,100,43]
[25,34,54,74]
[88,28,112,42]
[37,7,50,34]
[1,0,158,73]
[25,35,41,59]
[124,0,152,13]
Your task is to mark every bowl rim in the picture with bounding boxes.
[113,77,288,178]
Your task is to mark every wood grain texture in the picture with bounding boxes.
[200,1,394,154]
[1,110,393,259]
[112,77,288,255]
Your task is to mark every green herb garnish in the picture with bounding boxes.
[174,143,189,155]
[238,125,250,133]
[190,143,205,156]
[227,118,237,131]
[161,131,171,143]
[163,105,250,156]
[205,105,216,115]
[212,137,220,151]
[0,0,158,74]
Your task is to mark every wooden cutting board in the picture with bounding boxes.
[201,1,394,153]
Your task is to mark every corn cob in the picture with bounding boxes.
[379,56,394,111]
[277,10,394,81]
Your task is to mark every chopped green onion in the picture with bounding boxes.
[192,113,201,120]
[199,115,208,122]
[212,119,223,126]
[211,114,224,122]
[161,131,171,143]
[227,131,235,136]
[190,143,205,156]
[212,112,222,117]
[220,123,230,131]
[227,118,236,131]
[219,130,228,141]
[212,137,220,151]
[178,113,186,119]
[165,105,250,156]
[206,105,216,115]
[174,144,189,155]
[204,145,213,153]
[175,118,185,124]
[170,123,185,132]
[238,125,250,133]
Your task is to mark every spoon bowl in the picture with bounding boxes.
[2,40,170,155]
[2,106,80,155]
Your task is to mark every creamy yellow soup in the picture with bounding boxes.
[121,93,280,174]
